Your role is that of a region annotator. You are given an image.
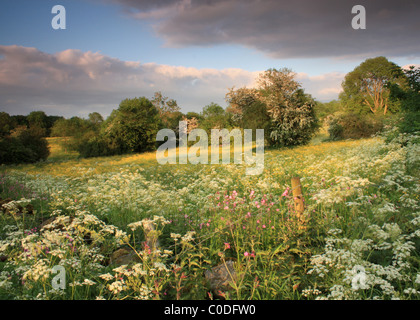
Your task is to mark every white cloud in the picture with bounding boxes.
[402,64,420,70]
[0,45,344,117]
[296,72,345,101]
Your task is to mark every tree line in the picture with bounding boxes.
[1,57,418,164]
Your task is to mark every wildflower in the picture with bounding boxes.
[108,280,127,295]
[83,279,96,286]
[170,233,182,241]
[244,251,249,257]
[181,231,195,242]
[351,265,369,290]
[224,243,231,250]
[99,273,114,281]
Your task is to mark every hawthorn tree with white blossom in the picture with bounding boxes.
[226,68,318,147]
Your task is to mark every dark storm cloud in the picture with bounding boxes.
[112,0,420,59]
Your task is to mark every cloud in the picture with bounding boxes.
[0,45,256,117]
[111,0,420,60]
[0,45,344,117]
[296,72,345,101]
[402,64,420,70]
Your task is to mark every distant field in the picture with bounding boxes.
[0,131,419,300]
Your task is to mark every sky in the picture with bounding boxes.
[0,0,419,118]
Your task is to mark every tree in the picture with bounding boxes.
[185,112,201,121]
[400,65,420,113]
[225,87,259,127]
[405,65,420,93]
[314,100,344,121]
[390,65,420,133]
[10,115,28,128]
[104,97,161,154]
[51,116,92,137]
[0,112,15,137]
[226,87,271,142]
[88,112,104,126]
[164,111,185,132]
[0,125,50,164]
[226,68,318,147]
[340,57,406,115]
[151,91,180,128]
[200,102,230,133]
[256,68,318,146]
[182,112,201,136]
[27,111,48,135]
[46,115,64,136]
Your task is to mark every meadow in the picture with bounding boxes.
[0,127,419,300]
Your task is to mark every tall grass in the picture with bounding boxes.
[0,131,419,300]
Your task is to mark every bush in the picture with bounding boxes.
[70,97,162,158]
[269,93,319,147]
[257,69,319,147]
[0,126,50,164]
[104,97,161,154]
[76,135,114,158]
[399,111,420,134]
[327,119,344,141]
[327,113,383,141]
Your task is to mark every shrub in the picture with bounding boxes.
[399,111,420,134]
[327,119,344,141]
[0,126,50,164]
[327,113,383,141]
[76,135,112,158]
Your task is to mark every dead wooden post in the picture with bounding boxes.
[291,177,305,218]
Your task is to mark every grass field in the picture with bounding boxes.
[0,129,419,300]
